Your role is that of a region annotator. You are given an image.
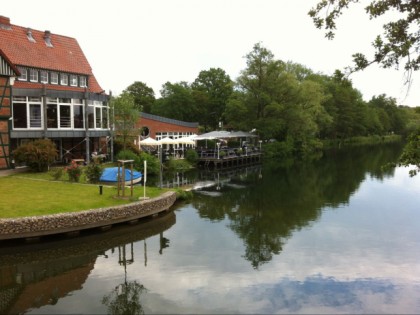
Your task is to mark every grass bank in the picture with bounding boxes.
[0,173,169,218]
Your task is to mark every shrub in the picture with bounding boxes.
[113,139,141,157]
[65,161,82,182]
[116,149,141,169]
[50,167,64,180]
[85,159,104,183]
[166,158,193,172]
[139,151,160,175]
[185,149,198,164]
[13,139,58,172]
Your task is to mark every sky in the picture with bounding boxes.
[3,0,419,106]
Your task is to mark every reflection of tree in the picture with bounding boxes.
[102,280,147,315]
[193,142,404,268]
[102,243,147,315]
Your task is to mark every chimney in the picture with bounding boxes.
[0,16,11,30]
[26,28,36,42]
[44,30,53,47]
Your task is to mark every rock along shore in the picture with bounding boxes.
[0,191,177,241]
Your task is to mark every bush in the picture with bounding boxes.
[166,158,193,172]
[50,167,64,180]
[13,139,58,172]
[139,151,160,175]
[113,139,141,157]
[65,160,82,182]
[85,159,104,183]
[185,149,198,164]
[116,149,142,169]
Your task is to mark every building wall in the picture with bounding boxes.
[138,116,198,139]
[0,75,12,169]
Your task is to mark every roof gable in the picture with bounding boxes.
[0,49,20,76]
[0,18,104,93]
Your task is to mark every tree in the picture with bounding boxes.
[191,68,233,131]
[397,128,420,176]
[124,81,155,113]
[112,92,140,151]
[309,0,420,84]
[153,81,197,122]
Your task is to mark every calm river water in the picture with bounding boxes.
[1,143,419,314]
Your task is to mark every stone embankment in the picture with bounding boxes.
[0,191,177,241]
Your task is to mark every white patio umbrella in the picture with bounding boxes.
[139,137,159,146]
[177,136,196,145]
[157,137,177,145]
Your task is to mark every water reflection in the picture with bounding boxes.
[0,212,175,314]
[192,143,404,269]
[102,243,147,315]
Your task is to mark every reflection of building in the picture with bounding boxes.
[0,257,95,314]
[0,16,110,168]
[137,112,198,142]
[0,211,176,314]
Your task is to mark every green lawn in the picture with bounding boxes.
[0,173,169,218]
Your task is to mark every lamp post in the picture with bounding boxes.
[216,142,221,159]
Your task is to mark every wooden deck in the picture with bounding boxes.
[197,151,262,168]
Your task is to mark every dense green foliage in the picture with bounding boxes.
[123,43,419,158]
[185,149,199,164]
[116,149,160,175]
[13,139,57,172]
[124,81,156,113]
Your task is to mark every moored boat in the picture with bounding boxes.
[100,167,142,185]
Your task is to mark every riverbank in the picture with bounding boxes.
[0,190,177,241]
[0,167,178,241]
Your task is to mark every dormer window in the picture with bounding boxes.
[17,67,27,81]
[70,75,78,86]
[40,71,48,83]
[29,69,38,82]
[79,76,87,87]
[51,72,58,84]
[60,74,68,85]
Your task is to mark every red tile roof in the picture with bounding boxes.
[0,18,104,94]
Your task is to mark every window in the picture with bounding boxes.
[70,75,78,86]
[18,67,27,81]
[102,107,108,129]
[60,105,71,128]
[95,107,101,128]
[73,105,84,129]
[87,106,94,129]
[29,104,42,128]
[51,72,58,84]
[40,71,48,83]
[13,103,27,128]
[29,69,38,82]
[12,97,42,129]
[47,104,58,128]
[79,76,87,87]
[60,74,68,85]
